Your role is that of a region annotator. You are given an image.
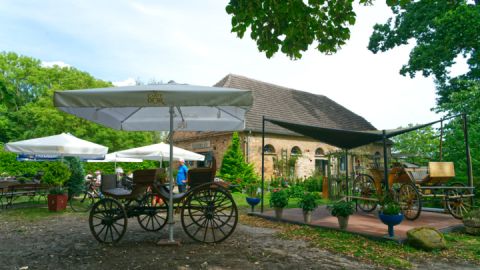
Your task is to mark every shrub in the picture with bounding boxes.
[378,192,401,215]
[42,162,71,187]
[286,184,305,198]
[298,192,318,212]
[270,189,289,208]
[304,175,323,192]
[329,200,355,217]
[63,157,85,198]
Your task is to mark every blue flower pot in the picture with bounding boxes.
[246,197,261,212]
[379,212,404,237]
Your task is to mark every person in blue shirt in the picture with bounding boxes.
[176,158,188,193]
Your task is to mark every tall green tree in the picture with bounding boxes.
[219,132,258,187]
[392,124,440,165]
[435,81,480,178]
[0,52,156,151]
[368,0,480,100]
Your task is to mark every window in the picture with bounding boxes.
[291,146,302,156]
[315,147,325,156]
[264,144,275,154]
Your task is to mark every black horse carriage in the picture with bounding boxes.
[89,160,238,244]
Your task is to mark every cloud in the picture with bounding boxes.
[41,61,71,68]
[113,78,136,87]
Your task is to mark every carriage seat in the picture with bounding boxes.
[405,162,455,184]
[102,169,165,199]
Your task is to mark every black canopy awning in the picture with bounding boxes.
[266,115,458,150]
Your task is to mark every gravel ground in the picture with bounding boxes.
[0,212,379,270]
[0,212,477,270]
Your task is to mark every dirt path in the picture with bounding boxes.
[0,213,380,270]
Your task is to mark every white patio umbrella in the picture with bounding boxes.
[115,143,204,162]
[86,153,143,163]
[5,133,108,159]
[54,83,253,243]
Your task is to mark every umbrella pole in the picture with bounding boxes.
[168,106,175,242]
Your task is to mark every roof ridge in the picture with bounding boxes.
[225,73,327,98]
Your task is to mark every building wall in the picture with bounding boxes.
[174,131,388,179]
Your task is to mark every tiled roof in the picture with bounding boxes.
[214,74,376,135]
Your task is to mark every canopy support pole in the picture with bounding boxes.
[261,116,265,213]
[439,120,444,161]
[344,149,349,200]
[168,106,175,242]
[382,130,389,192]
[462,114,474,198]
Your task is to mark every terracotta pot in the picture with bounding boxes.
[337,215,349,230]
[48,194,68,211]
[275,208,283,219]
[303,211,312,224]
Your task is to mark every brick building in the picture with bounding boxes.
[174,74,386,179]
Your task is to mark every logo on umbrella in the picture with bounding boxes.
[147,93,165,105]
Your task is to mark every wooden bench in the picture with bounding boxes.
[1,182,49,208]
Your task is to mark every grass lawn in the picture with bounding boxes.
[231,191,329,211]
[241,214,480,269]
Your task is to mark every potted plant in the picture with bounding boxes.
[463,209,480,235]
[378,193,404,237]
[270,188,289,219]
[298,192,318,224]
[329,200,355,230]
[42,162,71,211]
[245,183,261,212]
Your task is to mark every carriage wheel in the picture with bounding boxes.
[137,193,169,231]
[446,183,473,219]
[352,174,377,212]
[398,183,422,220]
[70,192,95,212]
[89,198,127,243]
[181,184,238,243]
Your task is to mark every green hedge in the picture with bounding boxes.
[0,148,161,178]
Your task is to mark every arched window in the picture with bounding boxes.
[264,144,275,154]
[315,147,325,156]
[291,146,302,156]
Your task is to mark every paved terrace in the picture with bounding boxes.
[250,205,463,242]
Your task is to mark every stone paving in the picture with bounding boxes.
[251,205,463,242]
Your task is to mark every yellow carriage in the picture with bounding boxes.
[352,161,474,220]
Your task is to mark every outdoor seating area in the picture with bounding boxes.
[250,206,463,242]
[0,177,49,209]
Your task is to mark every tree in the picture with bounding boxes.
[219,132,258,188]
[435,81,480,179]
[392,124,440,165]
[0,52,156,151]
[368,1,480,100]
[226,0,374,59]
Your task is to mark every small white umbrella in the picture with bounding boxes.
[115,143,204,162]
[5,133,108,159]
[54,83,253,243]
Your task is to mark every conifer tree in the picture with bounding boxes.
[219,132,258,187]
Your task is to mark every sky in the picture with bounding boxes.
[0,0,460,129]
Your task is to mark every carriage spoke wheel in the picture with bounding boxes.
[137,193,169,231]
[399,183,422,220]
[89,198,127,243]
[181,185,238,243]
[70,192,94,212]
[446,183,472,219]
[353,174,377,212]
